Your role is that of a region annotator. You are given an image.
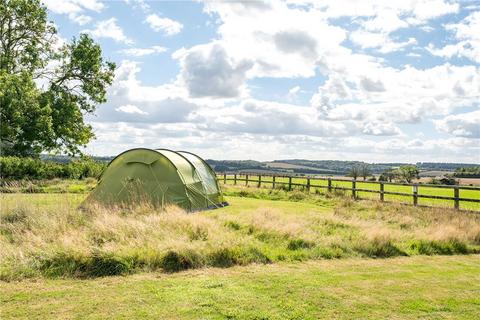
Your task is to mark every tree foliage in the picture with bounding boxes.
[0,0,115,157]
[348,166,360,180]
[0,156,105,179]
[454,166,480,178]
[378,169,396,182]
[359,164,370,181]
[397,165,419,183]
[379,166,419,183]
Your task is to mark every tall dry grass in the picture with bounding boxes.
[1,191,479,280]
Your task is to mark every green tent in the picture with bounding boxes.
[85,148,226,211]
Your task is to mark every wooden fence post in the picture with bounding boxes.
[224,173,227,184]
[454,186,459,210]
[328,178,332,193]
[288,176,292,191]
[412,184,418,206]
[245,174,248,186]
[272,176,276,189]
[258,175,261,188]
[380,182,384,202]
[234,174,237,185]
[306,178,310,192]
[352,180,356,199]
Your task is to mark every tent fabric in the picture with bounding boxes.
[85,148,225,211]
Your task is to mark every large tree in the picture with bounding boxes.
[0,0,115,156]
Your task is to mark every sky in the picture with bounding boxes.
[43,0,479,163]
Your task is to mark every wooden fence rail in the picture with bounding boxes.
[216,172,480,211]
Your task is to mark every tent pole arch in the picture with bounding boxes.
[155,148,205,210]
[98,148,183,182]
[177,150,225,199]
[156,148,213,207]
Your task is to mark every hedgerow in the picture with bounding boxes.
[0,156,106,180]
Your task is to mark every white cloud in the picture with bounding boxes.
[435,110,480,138]
[420,25,435,32]
[174,43,252,98]
[273,30,318,59]
[350,30,417,53]
[362,9,408,33]
[311,74,352,110]
[359,77,385,92]
[115,104,148,115]
[43,0,103,25]
[288,86,301,95]
[119,45,167,57]
[145,14,183,35]
[125,0,151,12]
[362,121,402,136]
[286,86,301,101]
[310,0,458,22]
[407,52,422,57]
[203,1,346,78]
[319,0,457,54]
[44,0,104,14]
[427,11,480,63]
[89,61,196,125]
[83,18,133,44]
[312,63,480,126]
[411,0,459,21]
[69,14,92,26]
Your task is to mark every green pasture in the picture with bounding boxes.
[220,175,480,211]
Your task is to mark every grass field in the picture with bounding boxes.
[1,184,480,318]
[1,255,479,319]
[220,175,480,211]
[1,190,479,280]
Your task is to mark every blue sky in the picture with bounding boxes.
[44,0,479,162]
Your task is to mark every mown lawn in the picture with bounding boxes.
[1,255,479,319]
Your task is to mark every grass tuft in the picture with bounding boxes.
[0,207,28,224]
[355,239,407,258]
[160,250,203,273]
[408,239,472,255]
[287,238,315,250]
[34,250,135,278]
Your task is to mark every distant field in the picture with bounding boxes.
[418,170,452,177]
[220,175,480,211]
[264,161,337,173]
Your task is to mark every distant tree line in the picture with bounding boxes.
[416,162,479,170]
[207,159,480,177]
[206,160,266,173]
[454,167,480,178]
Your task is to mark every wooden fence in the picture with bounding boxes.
[216,172,480,210]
